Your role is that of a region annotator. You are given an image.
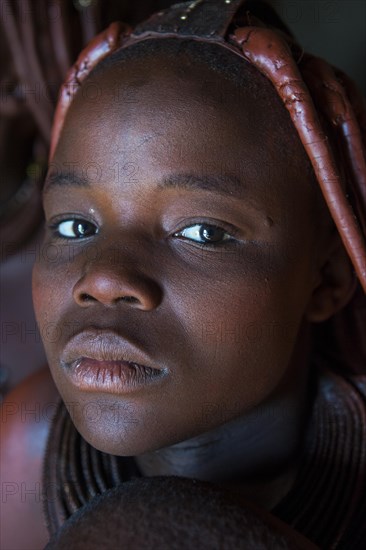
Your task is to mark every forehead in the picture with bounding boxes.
[52,49,314,208]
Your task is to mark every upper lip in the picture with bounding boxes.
[61,329,161,370]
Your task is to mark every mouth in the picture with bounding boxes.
[60,329,168,394]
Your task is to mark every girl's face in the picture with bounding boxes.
[33,54,320,455]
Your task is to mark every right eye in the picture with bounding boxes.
[52,219,98,239]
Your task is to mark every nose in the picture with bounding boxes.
[72,261,162,310]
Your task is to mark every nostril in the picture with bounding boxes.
[119,296,139,304]
[80,293,96,303]
[73,274,161,309]
[76,292,141,306]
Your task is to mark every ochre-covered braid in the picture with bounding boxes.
[301,56,366,233]
[233,26,366,289]
[0,0,53,141]
[49,21,132,158]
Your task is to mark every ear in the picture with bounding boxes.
[305,230,356,323]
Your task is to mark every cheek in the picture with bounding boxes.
[170,269,302,408]
[32,260,53,328]
[32,248,78,351]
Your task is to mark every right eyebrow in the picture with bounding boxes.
[157,172,246,200]
[43,171,89,195]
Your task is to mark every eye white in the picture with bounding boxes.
[58,220,78,237]
[180,224,203,241]
[56,219,97,238]
[178,224,230,243]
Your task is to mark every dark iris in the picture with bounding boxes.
[200,225,225,243]
[74,220,96,238]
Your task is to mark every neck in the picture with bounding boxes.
[135,326,313,510]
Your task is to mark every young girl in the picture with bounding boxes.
[2,0,366,548]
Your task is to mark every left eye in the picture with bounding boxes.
[174,224,232,245]
[54,219,98,239]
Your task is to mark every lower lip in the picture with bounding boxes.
[62,358,167,394]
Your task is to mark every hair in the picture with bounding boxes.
[0,0,174,147]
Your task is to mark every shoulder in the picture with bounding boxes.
[1,367,59,462]
[0,367,59,550]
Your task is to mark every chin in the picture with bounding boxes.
[66,414,171,457]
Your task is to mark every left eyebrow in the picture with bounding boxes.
[158,173,246,199]
[43,171,89,195]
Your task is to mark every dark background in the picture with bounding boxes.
[272,0,365,94]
